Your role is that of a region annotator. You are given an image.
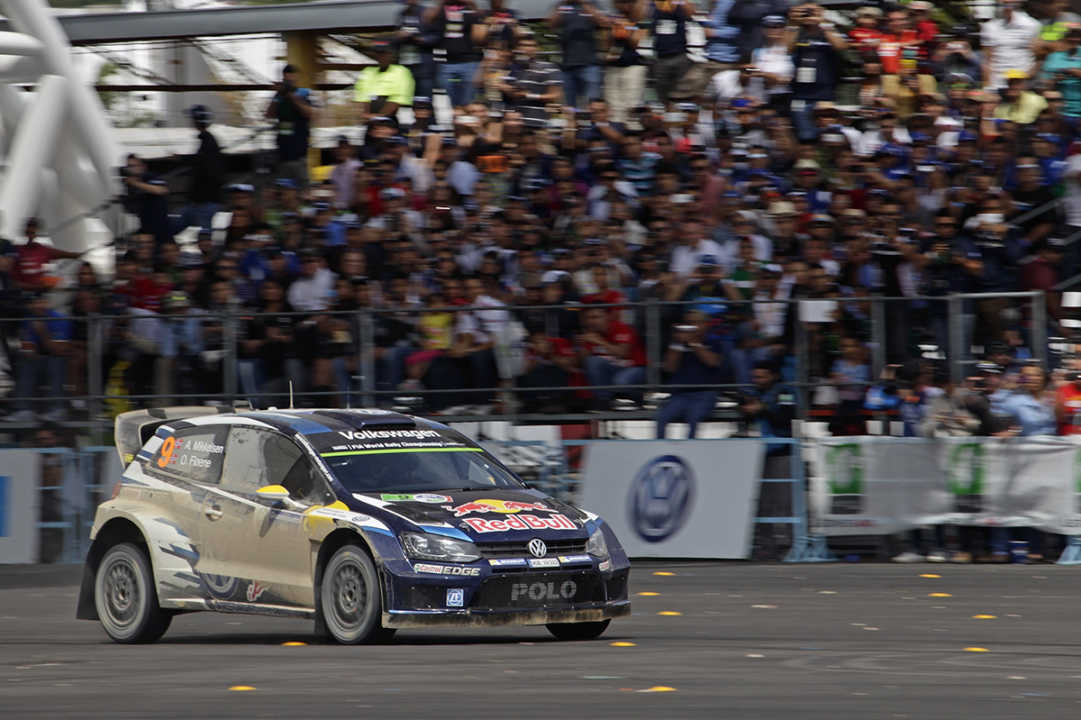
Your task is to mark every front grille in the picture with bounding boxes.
[473,571,605,609]
[477,539,587,559]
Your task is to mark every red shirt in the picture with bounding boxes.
[878,30,919,74]
[849,27,883,53]
[1021,257,1058,293]
[14,241,63,289]
[580,321,646,367]
[1057,383,1081,434]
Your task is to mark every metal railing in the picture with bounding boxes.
[1,291,1050,432]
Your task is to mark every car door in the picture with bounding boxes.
[143,424,231,602]
[201,426,326,608]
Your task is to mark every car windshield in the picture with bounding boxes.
[322,448,524,494]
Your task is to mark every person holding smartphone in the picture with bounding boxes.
[655,310,723,438]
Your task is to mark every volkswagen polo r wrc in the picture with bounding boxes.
[76,407,630,644]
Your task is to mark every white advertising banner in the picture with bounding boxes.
[810,437,1081,536]
[580,440,764,559]
[0,450,41,563]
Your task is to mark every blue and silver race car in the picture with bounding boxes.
[76,407,631,644]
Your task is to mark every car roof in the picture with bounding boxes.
[168,408,451,438]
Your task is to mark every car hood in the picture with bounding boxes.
[350,488,590,540]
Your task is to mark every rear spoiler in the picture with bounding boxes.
[114,406,237,464]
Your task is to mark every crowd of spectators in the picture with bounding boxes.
[8,0,1081,437]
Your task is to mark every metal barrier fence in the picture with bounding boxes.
[33,446,118,563]
[34,438,827,564]
[3,291,1049,431]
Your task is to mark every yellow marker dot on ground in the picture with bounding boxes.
[653,571,676,576]
[972,615,997,620]
[964,647,990,653]
[920,573,941,578]
[228,686,256,692]
[638,686,677,693]
[281,641,307,646]
[929,593,953,598]
[610,641,637,647]
[657,610,682,616]
[637,591,660,597]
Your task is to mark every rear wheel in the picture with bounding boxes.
[546,619,611,641]
[318,544,386,644]
[94,542,171,643]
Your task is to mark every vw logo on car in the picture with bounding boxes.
[628,454,694,543]
[528,538,547,558]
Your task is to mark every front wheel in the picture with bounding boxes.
[94,542,171,643]
[546,619,611,641]
[318,545,386,644]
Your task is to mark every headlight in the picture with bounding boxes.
[400,532,481,563]
[586,527,610,560]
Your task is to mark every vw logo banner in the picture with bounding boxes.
[581,440,764,559]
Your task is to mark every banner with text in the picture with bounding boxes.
[810,437,1081,536]
[0,450,42,563]
[581,440,764,558]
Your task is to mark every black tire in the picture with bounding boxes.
[545,620,611,641]
[94,542,171,643]
[318,544,385,645]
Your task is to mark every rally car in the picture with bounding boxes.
[76,407,630,644]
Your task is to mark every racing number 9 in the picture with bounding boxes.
[157,436,176,468]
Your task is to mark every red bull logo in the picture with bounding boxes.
[461,513,577,533]
[449,499,550,517]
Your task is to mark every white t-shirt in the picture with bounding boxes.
[287,268,336,312]
[456,294,508,344]
[750,44,794,98]
[671,238,726,276]
[981,11,1041,89]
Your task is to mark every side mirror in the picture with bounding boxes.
[256,484,290,501]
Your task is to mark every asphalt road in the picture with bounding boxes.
[4,562,1081,718]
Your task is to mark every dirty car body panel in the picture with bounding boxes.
[77,408,630,633]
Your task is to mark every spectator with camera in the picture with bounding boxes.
[265,64,315,187]
[656,309,724,438]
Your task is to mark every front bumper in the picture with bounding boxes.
[383,601,631,628]
[382,565,631,628]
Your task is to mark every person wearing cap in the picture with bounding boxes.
[993,70,1048,123]
[1042,26,1081,118]
[727,0,788,64]
[174,104,223,233]
[749,15,795,111]
[355,38,416,123]
[265,63,315,187]
[981,0,1041,89]
[849,6,883,53]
